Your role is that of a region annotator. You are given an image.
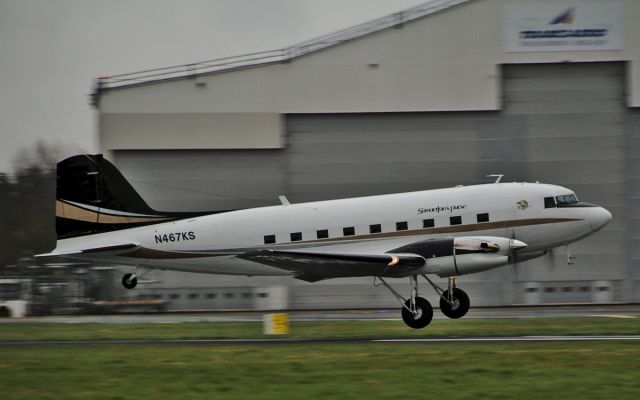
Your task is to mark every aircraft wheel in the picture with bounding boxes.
[439,288,470,319]
[122,273,137,289]
[401,297,433,329]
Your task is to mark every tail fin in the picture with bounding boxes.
[56,154,200,239]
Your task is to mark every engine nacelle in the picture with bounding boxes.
[391,236,526,277]
[425,252,509,277]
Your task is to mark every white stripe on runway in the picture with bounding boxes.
[374,335,640,343]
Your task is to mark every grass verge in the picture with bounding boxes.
[0,317,639,341]
[1,342,639,399]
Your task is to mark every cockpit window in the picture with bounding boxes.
[545,193,595,208]
[544,197,556,208]
[555,194,578,207]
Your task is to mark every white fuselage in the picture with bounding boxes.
[53,182,612,277]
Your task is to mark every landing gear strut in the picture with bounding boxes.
[440,288,470,319]
[401,297,433,329]
[377,275,433,329]
[376,275,470,329]
[424,275,470,319]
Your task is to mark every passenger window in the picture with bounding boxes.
[422,219,434,228]
[343,227,355,236]
[477,213,489,223]
[450,216,462,226]
[369,224,381,234]
[264,235,276,244]
[396,221,408,231]
[290,232,302,242]
[544,197,556,208]
[317,229,329,239]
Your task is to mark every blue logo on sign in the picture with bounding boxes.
[549,7,575,25]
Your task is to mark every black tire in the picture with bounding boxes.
[439,288,470,319]
[122,274,137,289]
[401,297,433,329]
[0,306,11,318]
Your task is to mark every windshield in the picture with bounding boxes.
[555,194,578,207]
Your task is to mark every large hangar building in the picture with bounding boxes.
[94,0,639,310]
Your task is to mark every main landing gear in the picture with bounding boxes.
[376,275,470,329]
[436,277,470,320]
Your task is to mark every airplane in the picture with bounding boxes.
[38,154,612,329]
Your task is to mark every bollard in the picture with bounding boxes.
[263,313,289,335]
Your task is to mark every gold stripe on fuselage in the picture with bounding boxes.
[120,218,581,260]
[55,200,169,224]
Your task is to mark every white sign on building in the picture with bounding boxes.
[504,2,623,52]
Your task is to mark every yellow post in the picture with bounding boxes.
[263,313,290,335]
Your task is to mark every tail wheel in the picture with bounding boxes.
[401,297,433,329]
[122,273,138,289]
[439,288,470,319]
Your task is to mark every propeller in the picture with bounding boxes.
[507,232,527,279]
[545,248,556,272]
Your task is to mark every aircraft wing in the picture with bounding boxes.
[239,236,520,282]
[238,249,426,282]
[35,243,139,258]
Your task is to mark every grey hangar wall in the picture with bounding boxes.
[107,62,635,308]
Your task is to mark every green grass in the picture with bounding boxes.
[1,318,639,399]
[1,342,639,399]
[1,317,639,341]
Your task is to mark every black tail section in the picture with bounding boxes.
[56,154,211,239]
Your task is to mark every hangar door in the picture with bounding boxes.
[500,63,627,292]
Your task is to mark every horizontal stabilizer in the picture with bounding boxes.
[36,243,139,258]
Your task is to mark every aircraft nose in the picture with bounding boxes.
[590,207,612,231]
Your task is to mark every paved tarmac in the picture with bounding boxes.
[1,335,639,347]
[1,304,639,324]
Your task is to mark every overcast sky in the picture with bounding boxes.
[0,0,426,173]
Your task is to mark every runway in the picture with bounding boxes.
[1,304,639,324]
[1,335,639,347]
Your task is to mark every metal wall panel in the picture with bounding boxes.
[112,149,287,212]
[101,113,284,151]
[627,110,640,301]
[286,112,503,201]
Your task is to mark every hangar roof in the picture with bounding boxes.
[94,0,469,91]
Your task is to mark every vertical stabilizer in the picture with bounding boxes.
[56,154,184,238]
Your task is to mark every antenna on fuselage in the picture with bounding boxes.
[278,195,291,205]
[487,174,504,183]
